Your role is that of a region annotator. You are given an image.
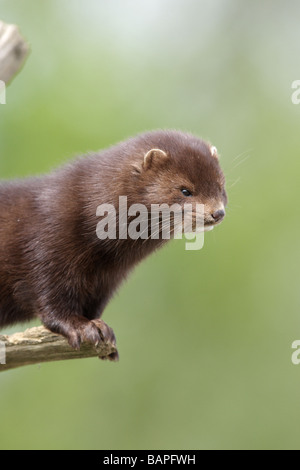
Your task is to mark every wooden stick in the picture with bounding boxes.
[0,320,119,372]
[0,19,29,83]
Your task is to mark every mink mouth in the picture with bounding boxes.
[204,219,224,230]
[187,213,225,232]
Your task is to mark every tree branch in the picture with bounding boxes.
[0,19,29,83]
[0,320,119,373]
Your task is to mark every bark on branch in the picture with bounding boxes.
[0,19,29,83]
[0,321,119,373]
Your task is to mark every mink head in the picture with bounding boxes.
[126,130,228,230]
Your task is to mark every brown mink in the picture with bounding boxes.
[0,130,227,350]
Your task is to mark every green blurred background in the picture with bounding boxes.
[0,0,300,450]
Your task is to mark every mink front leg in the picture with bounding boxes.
[42,313,101,349]
[40,310,116,351]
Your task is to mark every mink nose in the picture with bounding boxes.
[211,209,225,222]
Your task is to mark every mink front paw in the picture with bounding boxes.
[92,319,116,345]
[42,315,118,359]
[65,318,102,350]
[91,319,119,362]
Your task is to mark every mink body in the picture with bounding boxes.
[0,130,227,348]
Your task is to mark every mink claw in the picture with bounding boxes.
[92,319,117,347]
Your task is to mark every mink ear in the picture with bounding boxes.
[210,146,219,159]
[143,148,169,170]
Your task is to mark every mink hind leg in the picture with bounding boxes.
[0,298,36,329]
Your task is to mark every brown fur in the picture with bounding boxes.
[0,130,227,348]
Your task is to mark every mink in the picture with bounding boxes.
[0,130,227,350]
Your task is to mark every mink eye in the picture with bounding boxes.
[181,188,192,197]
